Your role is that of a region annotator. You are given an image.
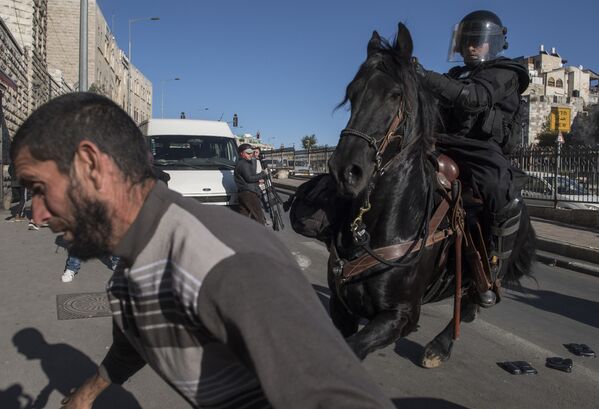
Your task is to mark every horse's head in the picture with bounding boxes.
[329,23,434,198]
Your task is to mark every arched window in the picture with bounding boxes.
[556,79,563,88]
[548,77,555,87]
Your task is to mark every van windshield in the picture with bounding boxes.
[150,135,238,169]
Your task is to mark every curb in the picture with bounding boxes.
[535,237,599,265]
[535,250,599,278]
[272,179,599,275]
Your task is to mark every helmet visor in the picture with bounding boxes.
[447,20,506,63]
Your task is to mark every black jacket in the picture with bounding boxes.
[234,158,265,194]
[423,57,529,151]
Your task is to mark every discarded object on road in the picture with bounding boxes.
[497,361,538,375]
[564,343,596,357]
[546,357,573,372]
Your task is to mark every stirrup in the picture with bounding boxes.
[478,290,496,308]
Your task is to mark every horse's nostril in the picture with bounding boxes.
[345,165,363,186]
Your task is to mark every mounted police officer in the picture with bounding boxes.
[415,10,530,307]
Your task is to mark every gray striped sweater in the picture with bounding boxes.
[99,182,394,409]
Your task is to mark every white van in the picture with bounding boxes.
[139,119,239,206]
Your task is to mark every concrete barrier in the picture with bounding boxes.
[526,206,599,229]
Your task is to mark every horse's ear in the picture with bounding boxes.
[394,23,413,59]
[367,31,381,57]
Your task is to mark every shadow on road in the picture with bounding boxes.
[392,397,470,408]
[393,337,427,367]
[12,328,141,409]
[0,384,33,409]
[504,285,599,329]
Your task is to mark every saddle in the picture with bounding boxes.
[434,154,494,298]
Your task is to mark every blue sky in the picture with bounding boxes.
[96,0,599,148]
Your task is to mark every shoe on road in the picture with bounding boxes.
[61,269,77,283]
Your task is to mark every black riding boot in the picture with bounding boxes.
[479,198,523,308]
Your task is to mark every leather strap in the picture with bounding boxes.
[341,197,452,281]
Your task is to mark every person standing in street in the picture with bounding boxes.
[61,252,120,282]
[234,143,267,225]
[11,93,394,409]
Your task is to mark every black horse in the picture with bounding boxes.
[325,23,536,367]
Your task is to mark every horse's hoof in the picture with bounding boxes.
[421,354,443,369]
[421,340,452,368]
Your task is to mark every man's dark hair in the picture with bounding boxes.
[10,92,153,184]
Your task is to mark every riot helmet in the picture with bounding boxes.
[447,10,508,65]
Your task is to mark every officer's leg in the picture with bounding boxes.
[470,154,520,307]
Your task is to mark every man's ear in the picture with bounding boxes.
[72,140,107,191]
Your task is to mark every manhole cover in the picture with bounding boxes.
[56,292,111,320]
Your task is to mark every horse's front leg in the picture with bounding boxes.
[329,293,359,337]
[421,294,478,368]
[347,307,416,360]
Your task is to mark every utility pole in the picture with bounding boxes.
[78,0,88,91]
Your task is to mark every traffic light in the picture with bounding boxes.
[256,131,260,139]
[233,113,238,127]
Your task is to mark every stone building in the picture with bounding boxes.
[0,17,27,138]
[0,0,50,114]
[46,0,152,123]
[515,45,599,144]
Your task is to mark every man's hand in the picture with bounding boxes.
[60,374,110,409]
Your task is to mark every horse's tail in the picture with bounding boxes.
[504,205,536,284]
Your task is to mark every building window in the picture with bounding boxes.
[556,79,563,88]
[547,77,555,87]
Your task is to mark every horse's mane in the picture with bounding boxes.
[337,36,438,154]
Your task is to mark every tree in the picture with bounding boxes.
[301,134,317,150]
[301,134,317,168]
[535,115,559,147]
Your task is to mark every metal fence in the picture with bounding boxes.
[262,146,335,175]
[508,145,599,205]
[263,144,599,205]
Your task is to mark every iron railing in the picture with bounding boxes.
[508,144,599,205]
[263,144,599,205]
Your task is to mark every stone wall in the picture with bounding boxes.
[46,0,152,122]
[46,0,95,89]
[527,94,585,142]
[0,18,28,137]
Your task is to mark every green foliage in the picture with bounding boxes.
[301,134,317,150]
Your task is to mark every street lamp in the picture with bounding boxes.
[128,16,160,117]
[160,77,180,118]
[195,107,209,119]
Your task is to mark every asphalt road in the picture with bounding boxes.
[1,200,597,409]
[271,190,599,409]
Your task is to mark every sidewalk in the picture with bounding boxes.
[0,210,190,409]
[272,176,599,277]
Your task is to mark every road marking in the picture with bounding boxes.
[291,251,312,270]
[300,241,329,255]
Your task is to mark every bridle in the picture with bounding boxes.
[338,103,417,250]
[339,104,406,177]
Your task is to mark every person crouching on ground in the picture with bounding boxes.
[234,143,267,225]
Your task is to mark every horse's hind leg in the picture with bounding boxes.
[421,296,478,368]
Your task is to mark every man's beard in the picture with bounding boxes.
[67,183,113,260]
